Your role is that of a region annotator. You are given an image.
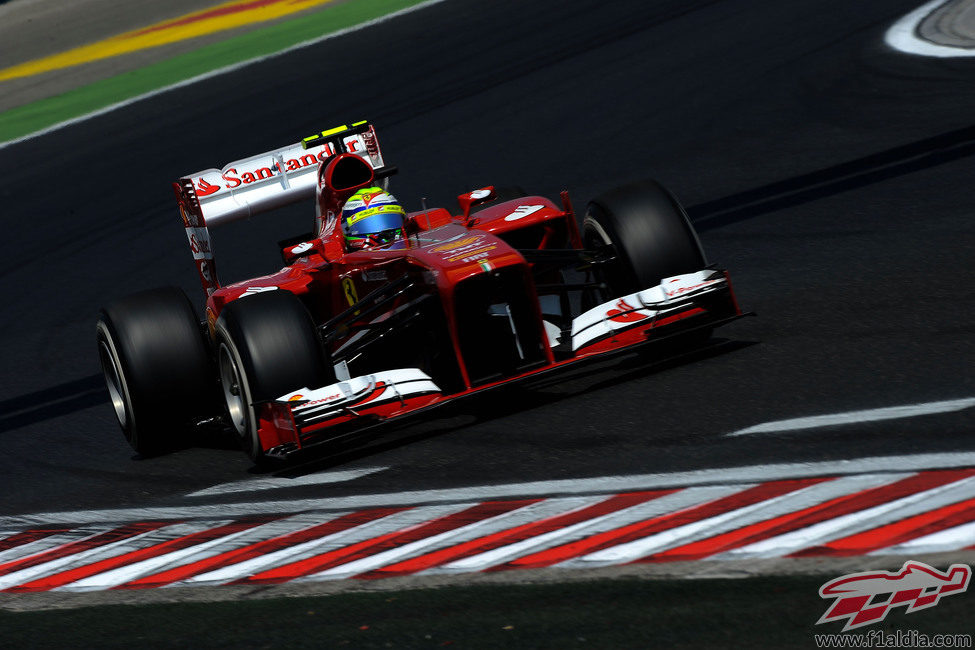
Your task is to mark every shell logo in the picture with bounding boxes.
[433,236,482,252]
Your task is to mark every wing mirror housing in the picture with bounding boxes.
[282,238,327,264]
[457,186,496,224]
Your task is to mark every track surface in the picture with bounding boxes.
[0,0,973,530]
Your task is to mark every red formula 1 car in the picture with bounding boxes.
[97,121,745,462]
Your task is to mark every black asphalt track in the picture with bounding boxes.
[0,0,973,516]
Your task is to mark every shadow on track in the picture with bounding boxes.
[688,123,975,231]
[0,374,106,434]
[270,337,757,479]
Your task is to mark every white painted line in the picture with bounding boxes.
[179,504,463,586]
[0,0,452,151]
[55,524,267,592]
[718,475,975,560]
[0,527,113,564]
[885,0,975,58]
[154,512,355,585]
[431,486,748,574]
[185,466,388,497]
[727,398,975,437]
[51,514,324,592]
[298,499,595,581]
[565,473,909,566]
[0,522,207,590]
[872,520,975,556]
[5,452,975,529]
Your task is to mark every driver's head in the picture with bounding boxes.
[342,187,406,250]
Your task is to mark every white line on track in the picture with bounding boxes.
[185,466,388,497]
[5,452,975,529]
[0,522,212,590]
[296,498,595,581]
[885,0,975,58]
[0,0,451,151]
[566,473,908,566]
[54,523,269,592]
[176,505,462,586]
[717,475,975,560]
[726,397,975,437]
[873,520,975,556]
[431,486,746,574]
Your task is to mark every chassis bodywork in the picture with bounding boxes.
[171,122,744,459]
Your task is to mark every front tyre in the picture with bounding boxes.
[214,290,332,462]
[96,287,214,456]
[584,179,706,296]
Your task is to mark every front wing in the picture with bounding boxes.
[256,269,744,458]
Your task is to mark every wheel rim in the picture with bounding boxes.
[583,215,613,248]
[98,338,128,427]
[218,343,247,437]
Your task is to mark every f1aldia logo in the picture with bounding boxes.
[817,561,970,631]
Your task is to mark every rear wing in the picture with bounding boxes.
[172,120,390,295]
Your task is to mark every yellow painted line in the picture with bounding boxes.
[0,0,335,83]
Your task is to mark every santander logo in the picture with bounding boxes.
[192,144,335,198]
[196,178,220,197]
[606,299,649,323]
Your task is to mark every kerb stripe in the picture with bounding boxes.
[641,469,975,562]
[358,490,676,579]
[116,508,406,590]
[499,478,829,570]
[0,522,170,579]
[6,517,283,593]
[792,496,975,557]
[237,499,540,584]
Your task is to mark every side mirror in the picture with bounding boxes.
[283,239,326,264]
[457,186,495,223]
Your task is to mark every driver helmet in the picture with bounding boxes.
[342,187,406,250]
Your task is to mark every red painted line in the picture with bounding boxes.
[127,0,293,38]
[641,469,975,562]
[5,517,284,593]
[358,490,677,579]
[116,508,406,590]
[499,478,830,570]
[791,495,975,557]
[0,529,70,554]
[236,499,541,585]
[0,522,172,578]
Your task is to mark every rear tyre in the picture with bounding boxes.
[214,290,333,462]
[584,179,706,296]
[96,287,214,456]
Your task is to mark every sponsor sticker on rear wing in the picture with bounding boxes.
[172,120,388,295]
[178,121,386,226]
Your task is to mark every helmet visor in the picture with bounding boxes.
[345,205,406,237]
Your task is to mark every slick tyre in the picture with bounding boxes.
[584,179,706,296]
[214,290,332,463]
[96,287,214,456]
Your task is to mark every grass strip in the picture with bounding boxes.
[0,0,431,144]
[3,574,973,648]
